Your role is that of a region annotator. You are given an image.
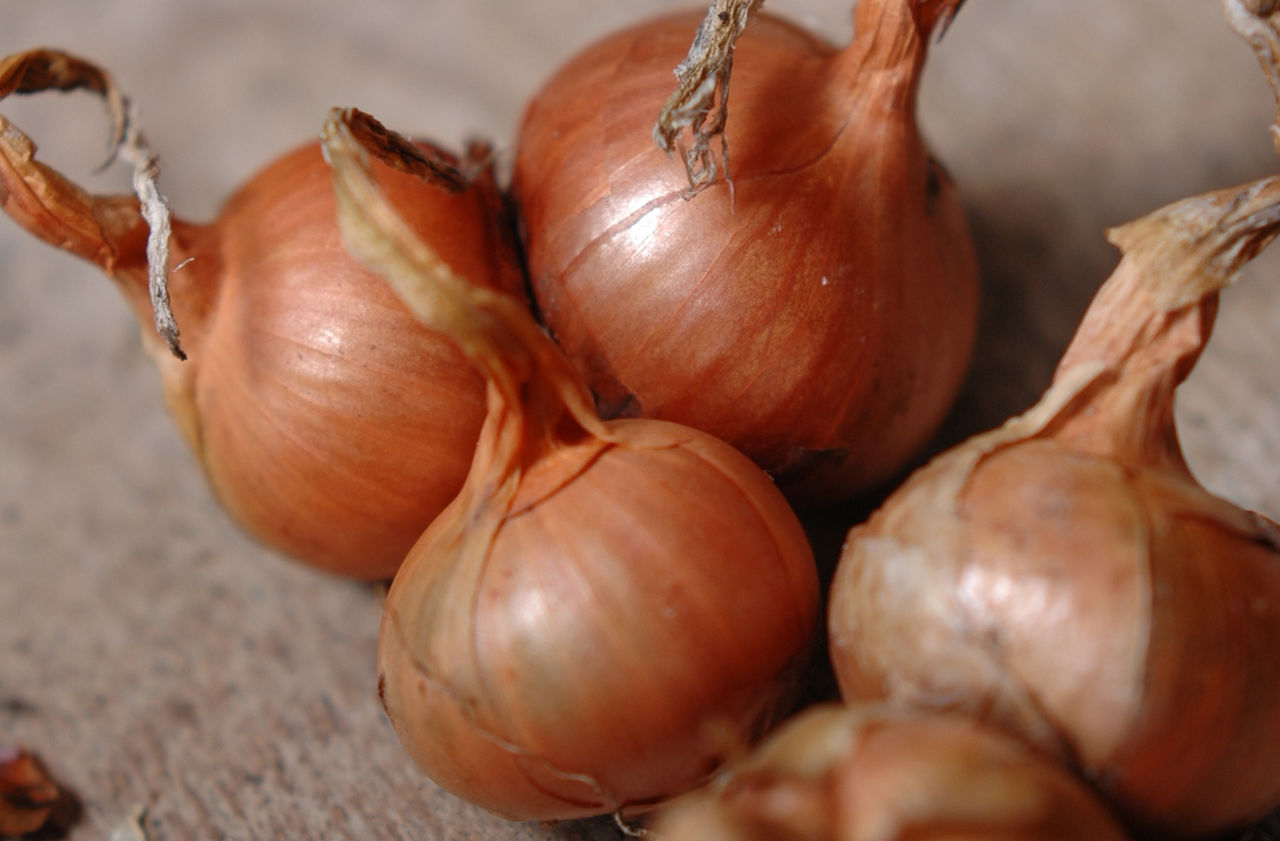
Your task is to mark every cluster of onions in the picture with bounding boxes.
[322,107,820,821]
[1,0,981,578]
[511,0,979,505]
[827,172,1280,838]
[651,704,1131,841]
[0,49,524,579]
[8,0,1280,836]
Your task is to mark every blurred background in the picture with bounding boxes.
[2,2,1278,839]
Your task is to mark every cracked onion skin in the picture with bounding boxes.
[827,178,1280,839]
[0,123,522,578]
[511,0,979,506]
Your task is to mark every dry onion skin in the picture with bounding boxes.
[652,704,1131,841]
[0,49,524,579]
[0,747,58,838]
[323,107,819,822]
[827,171,1280,838]
[511,0,978,506]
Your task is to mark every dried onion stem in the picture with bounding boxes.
[0,49,183,358]
[653,0,762,194]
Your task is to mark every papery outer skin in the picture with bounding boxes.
[652,704,1131,841]
[829,438,1280,838]
[174,143,523,578]
[511,7,978,506]
[0,135,523,579]
[377,418,819,821]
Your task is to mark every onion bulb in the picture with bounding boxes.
[511,0,978,505]
[652,704,1131,841]
[827,174,1280,838]
[323,107,819,821]
[0,49,523,578]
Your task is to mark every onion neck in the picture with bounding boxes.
[829,0,961,116]
[1045,282,1212,475]
[1,48,191,359]
[0,121,144,269]
[462,296,610,478]
[324,107,612,490]
[0,114,216,340]
[1046,176,1280,472]
[1,55,222,460]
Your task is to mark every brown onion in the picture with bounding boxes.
[827,173,1280,838]
[0,49,524,578]
[324,107,819,821]
[511,0,978,505]
[652,704,1131,841]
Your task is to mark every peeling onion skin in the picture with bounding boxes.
[827,178,1280,839]
[376,418,820,821]
[652,705,1132,841]
[511,1,979,506]
[0,133,523,578]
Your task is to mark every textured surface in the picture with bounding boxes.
[1,1,1278,839]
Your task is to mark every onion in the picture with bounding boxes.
[0,49,523,579]
[511,0,978,505]
[827,172,1280,838]
[323,107,819,821]
[652,704,1131,841]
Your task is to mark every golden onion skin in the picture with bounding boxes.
[176,143,522,578]
[0,128,524,578]
[377,418,819,821]
[512,3,978,506]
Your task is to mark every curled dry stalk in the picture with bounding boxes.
[0,49,183,358]
[652,0,763,195]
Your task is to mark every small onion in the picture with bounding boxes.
[652,704,1131,841]
[324,107,819,821]
[511,0,978,505]
[828,175,1280,838]
[0,50,523,578]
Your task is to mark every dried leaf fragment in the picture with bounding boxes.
[0,747,58,837]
